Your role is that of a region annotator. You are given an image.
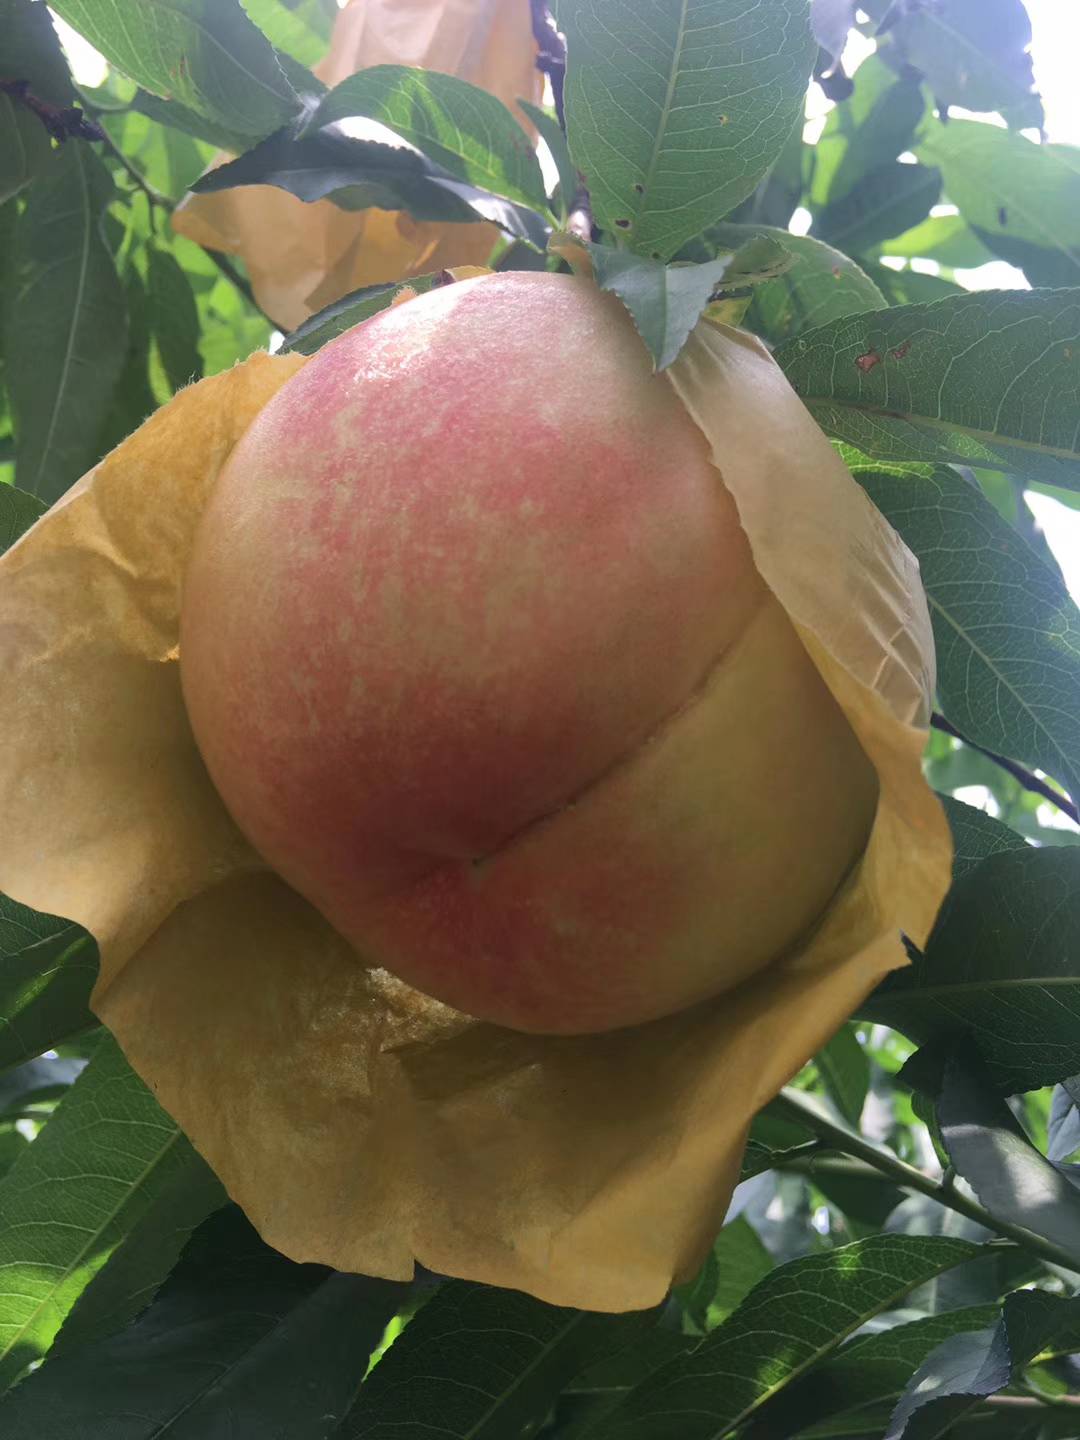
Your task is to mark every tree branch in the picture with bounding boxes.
[771,1088,1080,1276]
[986,1391,1080,1410]
[0,78,104,142]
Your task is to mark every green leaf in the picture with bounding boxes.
[92,263,159,457]
[47,0,313,147]
[341,1280,660,1439]
[747,1305,999,1440]
[0,1206,404,1437]
[0,0,76,106]
[558,1332,695,1439]
[0,1035,200,1390]
[586,239,792,370]
[302,65,547,211]
[863,847,1080,1094]
[519,100,579,220]
[934,1055,1080,1267]
[101,108,215,202]
[5,143,127,503]
[197,278,272,374]
[282,276,435,355]
[816,1024,870,1127]
[726,111,805,230]
[0,894,98,1074]
[918,120,1080,288]
[676,1216,773,1334]
[938,795,1027,882]
[811,54,928,208]
[695,224,885,344]
[192,128,549,245]
[129,88,246,151]
[815,162,942,256]
[858,260,961,306]
[776,291,1080,490]
[849,460,1080,802]
[146,245,203,391]
[876,213,995,269]
[880,0,1042,131]
[242,0,334,68]
[0,95,53,205]
[0,485,45,555]
[886,1291,1080,1439]
[593,1235,981,1439]
[49,1154,225,1353]
[0,1128,29,1183]
[562,0,817,260]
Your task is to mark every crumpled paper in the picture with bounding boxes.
[0,288,952,1311]
[172,0,543,330]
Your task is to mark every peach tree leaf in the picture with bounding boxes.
[776,290,1080,490]
[562,0,817,260]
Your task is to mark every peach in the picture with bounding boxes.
[179,272,879,1034]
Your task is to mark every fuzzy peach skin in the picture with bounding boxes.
[179,272,880,1034]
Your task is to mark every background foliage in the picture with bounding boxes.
[2,0,1080,1434]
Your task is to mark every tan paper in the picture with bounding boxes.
[0,293,951,1312]
[172,0,543,330]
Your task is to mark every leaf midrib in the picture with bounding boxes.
[631,0,691,250]
[0,1124,183,1384]
[804,394,1080,469]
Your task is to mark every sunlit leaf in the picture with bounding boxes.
[48,0,314,147]
[0,894,97,1074]
[0,1037,198,1390]
[777,291,1080,489]
[0,1206,404,1436]
[562,0,817,259]
[303,65,547,210]
[919,120,1080,288]
[594,1236,981,1439]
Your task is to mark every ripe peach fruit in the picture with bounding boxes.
[180,272,879,1034]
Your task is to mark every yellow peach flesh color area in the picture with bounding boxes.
[179,272,880,1034]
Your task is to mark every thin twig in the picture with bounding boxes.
[931,713,1079,826]
[89,115,172,213]
[772,1088,1080,1276]
[201,247,261,312]
[1017,1379,1080,1409]
[985,1391,1080,1410]
[86,105,268,318]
